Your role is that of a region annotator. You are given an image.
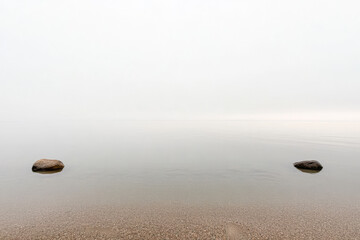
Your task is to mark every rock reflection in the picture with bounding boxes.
[296,168,322,174]
[32,169,63,174]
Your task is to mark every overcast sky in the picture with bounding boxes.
[1,0,360,120]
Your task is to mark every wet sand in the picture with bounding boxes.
[1,203,360,240]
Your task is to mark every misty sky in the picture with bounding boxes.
[1,0,360,120]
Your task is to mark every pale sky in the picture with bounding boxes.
[1,0,360,120]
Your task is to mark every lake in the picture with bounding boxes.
[1,120,359,208]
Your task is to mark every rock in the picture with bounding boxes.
[32,159,65,172]
[293,160,323,171]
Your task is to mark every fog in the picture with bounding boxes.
[1,0,360,120]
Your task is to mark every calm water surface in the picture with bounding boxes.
[1,120,360,207]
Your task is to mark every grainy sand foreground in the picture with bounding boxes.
[1,203,360,240]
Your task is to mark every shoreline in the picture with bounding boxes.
[1,203,359,239]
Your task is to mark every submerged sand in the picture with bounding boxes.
[1,203,359,240]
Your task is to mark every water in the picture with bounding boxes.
[1,120,360,208]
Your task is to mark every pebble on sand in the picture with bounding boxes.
[32,159,65,172]
[293,160,323,171]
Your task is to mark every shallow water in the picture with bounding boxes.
[1,120,360,207]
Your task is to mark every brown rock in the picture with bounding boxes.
[32,159,65,172]
[293,160,323,171]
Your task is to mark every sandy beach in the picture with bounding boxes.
[1,202,360,240]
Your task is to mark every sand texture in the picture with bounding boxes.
[1,203,360,240]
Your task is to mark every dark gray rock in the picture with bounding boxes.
[294,160,323,171]
[32,159,65,172]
